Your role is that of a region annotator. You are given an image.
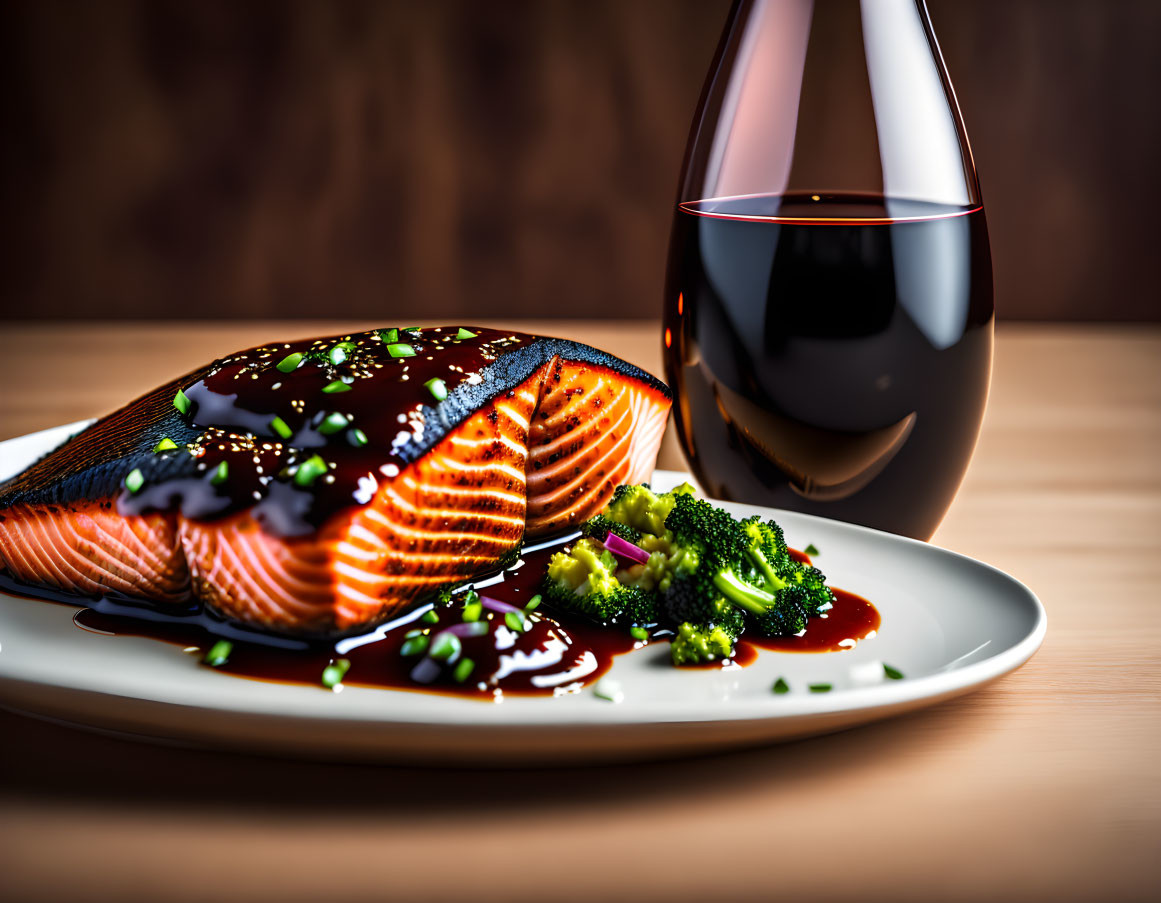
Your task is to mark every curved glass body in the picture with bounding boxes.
[663,0,993,540]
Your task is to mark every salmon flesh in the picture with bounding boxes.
[0,328,671,636]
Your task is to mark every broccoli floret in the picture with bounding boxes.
[661,493,834,639]
[741,516,788,584]
[670,622,734,666]
[747,568,835,637]
[664,492,746,567]
[662,579,746,640]
[663,492,782,611]
[749,583,809,636]
[579,483,698,595]
[580,514,642,545]
[604,482,696,538]
[543,538,657,627]
[710,601,747,641]
[782,561,835,617]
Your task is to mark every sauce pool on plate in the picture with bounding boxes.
[3,542,879,700]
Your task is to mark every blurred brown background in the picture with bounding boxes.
[0,0,1158,322]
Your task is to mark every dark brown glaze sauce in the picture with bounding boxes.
[2,544,879,700]
[62,542,638,700]
[119,326,534,535]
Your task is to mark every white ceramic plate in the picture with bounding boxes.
[0,421,1045,764]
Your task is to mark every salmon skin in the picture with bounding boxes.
[0,327,671,637]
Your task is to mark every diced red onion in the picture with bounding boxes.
[603,531,650,566]
[409,656,442,684]
[442,621,490,638]
[479,596,523,615]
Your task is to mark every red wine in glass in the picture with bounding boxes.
[663,0,993,540]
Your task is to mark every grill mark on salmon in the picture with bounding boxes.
[0,328,670,637]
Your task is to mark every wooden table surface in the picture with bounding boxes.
[0,321,1158,903]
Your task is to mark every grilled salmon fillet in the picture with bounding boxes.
[0,328,670,636]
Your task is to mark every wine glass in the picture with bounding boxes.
[663,0,993,540]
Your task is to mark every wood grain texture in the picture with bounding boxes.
[0,320,1158,903]
[1,0,1158,322]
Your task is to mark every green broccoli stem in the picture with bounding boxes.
[712,570,777,616]
[746,547,787,593]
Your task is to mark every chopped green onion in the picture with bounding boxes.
[629,626,649,642]
[153,437,178,453]
[461,600,483,622]
[884,664,905,680]
[424,377,448,401]
[349,428,368,447]
[276,352,304,373]
[318,412,349,435]
[321,658,350,688]
[210,461,229,486]
[804,543,820,556]
[400,635,429,657]
[421,609,440,624]
[773,677,790,695]
[322,380,351,394]
[294,454,328,487]
[453,658,475,683]
[377,328,399,344]
[429,632,462,662]
[386,343,416,359]
[328,342,356,366]
[203,640,233,667]
[504,611,527,633]
[173,389,191,416]
[809,683,832,693]
[404,628,424,639]
[524,594,542,611]
[456,328,477,339]
[123,468,145,494]
[270,415,293,440]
